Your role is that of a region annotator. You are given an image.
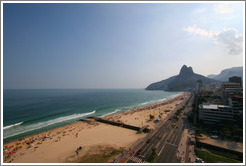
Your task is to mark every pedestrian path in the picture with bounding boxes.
[185,136,190,162]
[177,129,196,163]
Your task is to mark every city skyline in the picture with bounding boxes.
[3,2,244,89]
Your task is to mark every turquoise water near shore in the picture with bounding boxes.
[3,89,181,142]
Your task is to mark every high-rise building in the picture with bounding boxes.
[196,80,202,94]
[229,76,242,87]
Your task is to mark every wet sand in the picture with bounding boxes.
[3,92,190,163]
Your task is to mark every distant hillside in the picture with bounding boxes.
[146,65,219,91]
[207,66,243,82]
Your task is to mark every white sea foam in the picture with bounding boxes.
[3,122,23,130]
[137,98,167,108]
[149,98,166,104]
[170,93,182,98]
[101,109,121,117]
[3,110,96,139]
[138,102,149,106]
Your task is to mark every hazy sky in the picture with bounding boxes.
[3,2,244,89]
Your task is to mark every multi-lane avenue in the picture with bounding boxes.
[115,93,194,163]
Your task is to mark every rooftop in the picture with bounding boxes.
[200,103,232,110]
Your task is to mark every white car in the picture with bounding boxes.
[195,158,204,163]
[211,135,218,139]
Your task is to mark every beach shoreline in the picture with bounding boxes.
[3,91,190,163]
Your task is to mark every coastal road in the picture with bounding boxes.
[157,95,193,163]
[157,113,186,162]
[115,93,194,163]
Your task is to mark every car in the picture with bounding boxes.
[137,149,143,155]
[138,155,146,159]
[129,148,137,155]
[195,158,204,163]
[211,135,218,139]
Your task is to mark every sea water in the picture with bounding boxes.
[3,89,181,143]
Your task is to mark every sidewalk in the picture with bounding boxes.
[177,129,196,163]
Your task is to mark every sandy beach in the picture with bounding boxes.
[3,92,190,163]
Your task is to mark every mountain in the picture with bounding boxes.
[207,66,243,82]
[146,65,219,91]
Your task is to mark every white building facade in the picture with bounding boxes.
[199,104,234,124]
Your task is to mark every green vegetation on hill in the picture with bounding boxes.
[195,148,241,163]
[204,147,243,162]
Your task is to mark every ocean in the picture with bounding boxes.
[3,89,181,143]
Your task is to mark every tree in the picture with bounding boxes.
[149,114,155,120]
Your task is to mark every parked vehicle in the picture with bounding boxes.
[195,158,204,163]
[211,135,218,139]
[137,149,143,155]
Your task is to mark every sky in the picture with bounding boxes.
[3,2,244,89]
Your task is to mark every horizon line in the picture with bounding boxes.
[3,88,148,90]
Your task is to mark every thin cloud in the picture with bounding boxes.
[214,3,234,14]
[184,25,243,55]
[183,25,213,38]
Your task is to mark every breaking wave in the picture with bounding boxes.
[3,110,96,139]
[3,122,23,130]
[101,109,121,117]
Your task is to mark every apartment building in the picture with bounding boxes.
[199,103,234,124]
